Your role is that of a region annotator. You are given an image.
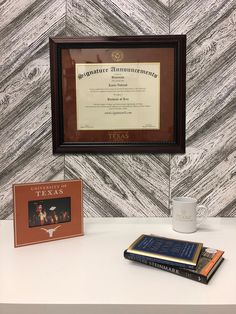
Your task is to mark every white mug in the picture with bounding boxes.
[172,197,208,233]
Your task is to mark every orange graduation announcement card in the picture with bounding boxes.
[13,179,83,247]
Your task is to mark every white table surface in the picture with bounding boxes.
[0,217,236,314]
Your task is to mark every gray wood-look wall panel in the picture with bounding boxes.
[64,0,170,217]
[65,154,170,217]
[0,0,66,219]
[0,0,235,219]
[66,0,169,36]
[170,0,236,216]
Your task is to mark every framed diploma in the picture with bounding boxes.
[49,35,186,153]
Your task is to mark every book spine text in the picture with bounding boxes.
[124,251,207,284]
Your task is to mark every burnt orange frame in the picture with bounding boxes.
[13,180,83,247]
[50,35,186,153]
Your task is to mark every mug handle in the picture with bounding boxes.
[196,205,208,227]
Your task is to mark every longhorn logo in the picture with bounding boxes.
[40,225,61,238]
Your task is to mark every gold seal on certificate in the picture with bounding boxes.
[75,63,160,131]
[111,50,124,62]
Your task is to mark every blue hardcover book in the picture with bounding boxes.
[126,234,203,269]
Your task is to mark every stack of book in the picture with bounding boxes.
[124,234,224,284]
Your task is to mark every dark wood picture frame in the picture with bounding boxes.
[49,35,186,154]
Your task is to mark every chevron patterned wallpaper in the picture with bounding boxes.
[0,0,235,219]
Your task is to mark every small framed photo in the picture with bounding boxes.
[13,180,83,247]
[50,35,186,154]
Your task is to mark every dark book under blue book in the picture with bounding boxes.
[124,247,224,284]
[126,234,203,269]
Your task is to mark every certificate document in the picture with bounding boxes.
[75,63,160,130]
